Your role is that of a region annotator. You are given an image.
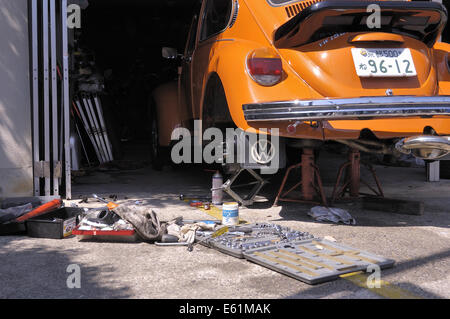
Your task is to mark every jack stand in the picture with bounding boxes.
[331,149,384,203]
[222,168,268,207]
[273,148,327,207]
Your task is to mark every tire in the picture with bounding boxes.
[150,107,166,171]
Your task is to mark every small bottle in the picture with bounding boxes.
[212,171,223,205]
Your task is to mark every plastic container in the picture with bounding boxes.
[222,202,239,226]
[26,207,83,239]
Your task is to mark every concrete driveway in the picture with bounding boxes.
[1,152,449,299]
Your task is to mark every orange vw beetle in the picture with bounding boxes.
[152,0,450,172]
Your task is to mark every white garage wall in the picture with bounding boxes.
[0,0,33,197]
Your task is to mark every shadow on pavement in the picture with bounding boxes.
[0,237,132,298]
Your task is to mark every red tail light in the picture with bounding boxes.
[247,48,283,86]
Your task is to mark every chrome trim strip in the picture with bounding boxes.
[243,96,450,121]
[229,0,239,28]
[446,52,450,74]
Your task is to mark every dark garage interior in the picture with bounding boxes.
[72,0,199,167]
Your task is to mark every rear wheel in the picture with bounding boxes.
[149,105,169,171]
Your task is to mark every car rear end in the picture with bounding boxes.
[241,0,450,160]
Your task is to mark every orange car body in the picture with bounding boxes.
[154,0,450,147]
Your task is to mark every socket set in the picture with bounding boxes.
[195,223,315,259]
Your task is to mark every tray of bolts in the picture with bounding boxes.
[195,223,315,259]
[243,239,395,285]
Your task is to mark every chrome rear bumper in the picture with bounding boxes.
[243,96,450,122]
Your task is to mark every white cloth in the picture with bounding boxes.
[309,206,356,225]
[166,221,217,243]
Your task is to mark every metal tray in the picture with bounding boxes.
[243,239,395,285]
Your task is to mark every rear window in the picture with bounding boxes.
[200,0,233,41]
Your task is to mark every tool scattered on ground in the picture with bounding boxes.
[182,219,221,225]
[92,194,119,210]
[188,225,230,252]
[78,195,89,204]
[179,194,211,202]
[15,199,63,222]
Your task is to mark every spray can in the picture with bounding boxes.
[212,171,223,205]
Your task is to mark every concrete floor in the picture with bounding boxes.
[1,151,449,299]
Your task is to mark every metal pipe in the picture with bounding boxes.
[87,97,110,162]
[74,100,103,163]
[336,139,392,155]
[50,0,59,195]
[81,96,107,163]
[30,0,40,196]
[94,96,114,161]
[43,0,51,196]
[61,0,72,199]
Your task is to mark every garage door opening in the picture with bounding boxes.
[70,0,198,172]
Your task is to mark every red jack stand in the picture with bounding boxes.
[331,149,384,203]
[273,148,327,207]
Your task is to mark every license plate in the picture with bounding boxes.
[351,48,417,77]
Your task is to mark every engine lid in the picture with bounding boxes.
[274,0,447,49]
